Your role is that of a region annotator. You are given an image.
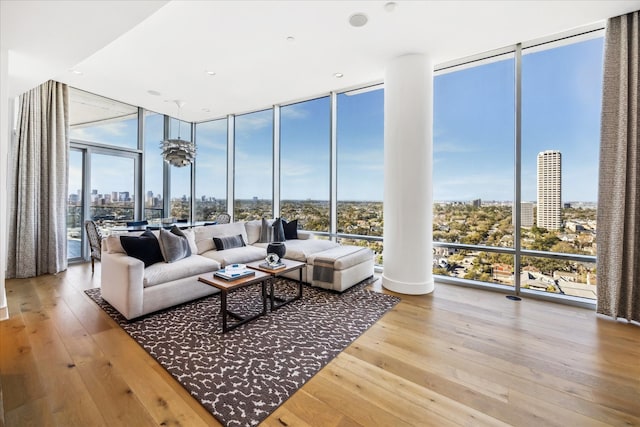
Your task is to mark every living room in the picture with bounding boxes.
[2,2,638,427]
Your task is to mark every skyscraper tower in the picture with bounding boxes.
[537,150,562,230]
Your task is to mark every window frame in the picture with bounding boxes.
[432,28,602,307]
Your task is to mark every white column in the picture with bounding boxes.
[382,54,434,295]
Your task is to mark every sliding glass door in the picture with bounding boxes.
[68,144,140,263]
[89,151,138,232]
[67,148,84,261]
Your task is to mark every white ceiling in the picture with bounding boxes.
[3,0,639,123]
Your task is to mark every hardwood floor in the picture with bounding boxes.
[1,262,638,426]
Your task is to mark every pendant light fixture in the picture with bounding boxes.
[160,100,196,167]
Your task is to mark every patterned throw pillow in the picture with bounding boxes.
[120,230,164,267]
[258,218,273,243]
[258,218,285,243]
[213,234,246,251]
[158,226,192,263]
[259,218,285,243]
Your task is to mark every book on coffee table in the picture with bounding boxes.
[214,268,256,281]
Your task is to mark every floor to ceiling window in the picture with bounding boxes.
[280,97,330,232]
[67,149,84,260]
[144,111,164,220]
[65,26,601,305]
[234,109,273,220]
[195,118,228,221]
[433,52,515,287]
[432,30,602,302]
[169,117,192,220]
[519,33,603,299]
[90,152,137,225]
[68,88,141,262]
[336,86,384,263]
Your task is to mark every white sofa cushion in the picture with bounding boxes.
[105,231,143,253]
[307,246,373,270]
[143,254,220,287]
[245,219,262,245]
[200,246,266,267]
[193,222,248,254]
[296,231,312,240]
[252,238,339,262]
[105,234,126,254]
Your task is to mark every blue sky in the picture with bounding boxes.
[337,90,384,201]
[71,36,603,204]
[433,55,514,202]
[434,36,603,203]
[521,37,603,203]
[280,97,330,200]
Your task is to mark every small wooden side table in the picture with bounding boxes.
[246,259,306,311]
[198,270,271,333]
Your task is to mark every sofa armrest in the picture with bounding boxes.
[100,252,145,320]
[297,231,312,240]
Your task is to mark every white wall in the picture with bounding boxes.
[0,47,10,319]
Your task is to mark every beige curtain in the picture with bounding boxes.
[7,81,69,278]
[596,11,639,322]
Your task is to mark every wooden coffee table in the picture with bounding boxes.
[198,270,271,333]
[246,259,306,311]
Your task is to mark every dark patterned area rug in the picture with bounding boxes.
[85,278,399,427]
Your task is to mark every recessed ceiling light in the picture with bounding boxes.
[69,69,83,75]
[202,108,210,112]
[147,90,161,96]
[286,36,295,42]
[349,13,368,27]
[205,70,216,76]
[334,72,344,78]
[384,2,397,12]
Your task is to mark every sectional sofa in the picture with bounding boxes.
[100,220,374,320]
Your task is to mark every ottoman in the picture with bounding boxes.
[306,246,375,292]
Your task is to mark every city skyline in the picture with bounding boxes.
[70,186,597,208]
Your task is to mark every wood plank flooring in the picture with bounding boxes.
[1,262,638,426]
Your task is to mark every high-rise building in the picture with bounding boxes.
[537,150,562,230]
[521,202,534,227]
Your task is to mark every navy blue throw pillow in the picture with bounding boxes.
[272,217,286,242]
[282,219,298,240]
[120,230,164,267]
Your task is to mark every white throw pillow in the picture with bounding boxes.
[245,220,262,245]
